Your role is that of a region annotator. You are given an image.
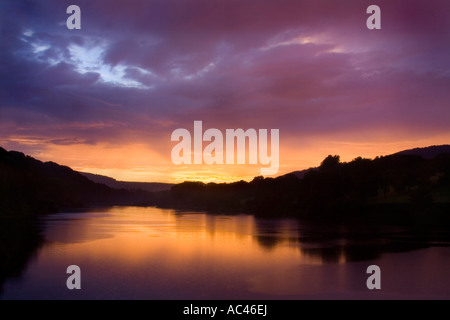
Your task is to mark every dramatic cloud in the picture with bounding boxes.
[1,0,449,182]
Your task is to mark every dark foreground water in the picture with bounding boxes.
[1,206,449,299]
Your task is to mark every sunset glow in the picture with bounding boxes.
[1,0,449,183]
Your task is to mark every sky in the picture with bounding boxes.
[1,0,449,183]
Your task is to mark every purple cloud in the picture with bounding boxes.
[1,0,449,179]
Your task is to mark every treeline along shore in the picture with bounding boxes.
[148,152,450,227]
[2,145,450,224]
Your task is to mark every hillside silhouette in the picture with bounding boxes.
[393,144,450,159]
[2,145,450,223]
[0,147,151,218]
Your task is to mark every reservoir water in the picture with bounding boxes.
[2,206,449,299]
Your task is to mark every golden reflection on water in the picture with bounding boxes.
[32,206,326,297]
[3,206,450,299]
[44,206,325,269]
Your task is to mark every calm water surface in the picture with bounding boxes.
[2,206,449,299]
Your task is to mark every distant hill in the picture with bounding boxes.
[79,172,172,192]
[0,147,148,218]
[283,145,450,179]
[393,145,450,159]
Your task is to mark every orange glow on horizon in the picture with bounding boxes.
[4,133,450,184]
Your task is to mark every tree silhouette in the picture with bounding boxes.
[319,155,340,171]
